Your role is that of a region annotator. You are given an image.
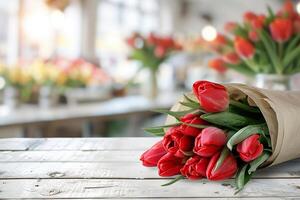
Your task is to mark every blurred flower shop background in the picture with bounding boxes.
[0,0,298,138]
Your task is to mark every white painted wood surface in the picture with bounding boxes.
[1,138,300,199]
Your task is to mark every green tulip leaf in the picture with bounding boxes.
[213,147,229,172]
[248,151,271,174]
[258,29,282,74]
[285,34,300,56]
[183,94,199,104]
[161,175,184,186]
[143,123,182,136]
[227,123,269,150]
[283,45,300,67]
[201,112,262,130]
[229,99,261,113]
[152,109,196,120]
[179,101,200,110]
[235,164,252,194]
[226,63,255,76]
[181,122,210,129]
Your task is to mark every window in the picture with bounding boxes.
[96,0,160,80]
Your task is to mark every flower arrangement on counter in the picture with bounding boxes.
[52,58,110,88]
[126,32,182,98]
[0,64,34,102]
[141,80,300,192]
[208,0,300,77]
[0,58,111,106]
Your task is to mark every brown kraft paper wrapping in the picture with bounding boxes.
[166,83,300,167]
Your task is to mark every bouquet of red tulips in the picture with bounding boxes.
[126,33,181,72]
[208,0,300,76]
[140,80,300,192]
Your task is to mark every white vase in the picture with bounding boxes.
[39,86,58,108]
[3,86,20,109]
[255,74,291,91]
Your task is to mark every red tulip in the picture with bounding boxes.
[269,18,293,42]
[157,153,186,177]
[208,58,227,74]
[193,81,229,113]
[222,52,240,64]
[154,46,166,58]
[126,32,141,48]
[224,22,238,33]
[147,32,158,45]
[206,152,238,181]
[140,141,167,167]
[278,0,297,19]
[193,127,226,157]
[294,17,300,33]
[243,12,257,23]
[234,37,255,59]
[180,113,206,137]
[210,34,228,51]
[180,156,209,180]
[237,134,264,162]
[248,30,259,42]
[251,15,265,30]
[163,127,195,157]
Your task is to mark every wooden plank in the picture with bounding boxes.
[0,138,161,151]
[0,138,43,151]
[1,149,300,165]
[1,179,300,198]
[1,161,300,179]
[0,150,143,162]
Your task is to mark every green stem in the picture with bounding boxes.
[161,176,184,186]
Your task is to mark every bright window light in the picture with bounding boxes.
[297,2,300,14]
[201,25,217,42]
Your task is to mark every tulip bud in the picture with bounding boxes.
[269,18,293,43]
[193,80,229,113]
[222,52,240,64]
[248,30,259,42]
[180,156,209,180]
[180,113,206,137]
[147,32,157,45]
[250,15,265,30]
[224,22,238,33]
[154,46,166,58]
[210,34,228,52]
[293,17,300,33]
[206,152,238,181]
[140,141,167,167]
[157,153,186,177]
[234,37,255,59]
[163,127,195,157]
[194,127,226,157]
[279,0,297,19]
[237,134,263,162]
[243,12,257,24]
[208,58,227,74]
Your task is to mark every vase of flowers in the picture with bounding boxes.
[127,33,182,99]
[207,0,300,90]
[1,65,33,108]
[30,60,66,108]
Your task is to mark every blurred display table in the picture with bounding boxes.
[0,137,300,198]
[0,92,182,137]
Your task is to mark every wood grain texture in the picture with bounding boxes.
[0,137,161,151]
[1,179,300,198]
[1,138,300,199]
[1,161,300,179]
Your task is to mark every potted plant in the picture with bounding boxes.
[126,33,182,98]
[0,65,33,108]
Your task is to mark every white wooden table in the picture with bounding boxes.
[1,137,300,199]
